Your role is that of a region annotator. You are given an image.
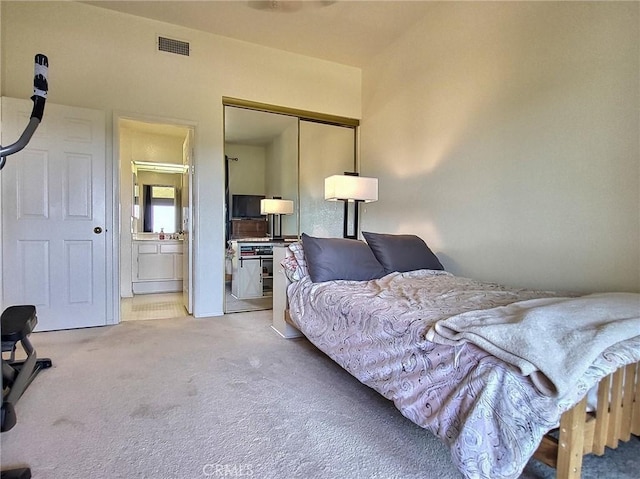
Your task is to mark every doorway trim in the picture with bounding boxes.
[113,110,197,323]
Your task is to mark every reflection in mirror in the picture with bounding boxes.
[142,184,180,233]
[299,120,356,238]
[132,165,185,234]
[222,103,357,314]
[224,106,299,241]
[224,106,299,313]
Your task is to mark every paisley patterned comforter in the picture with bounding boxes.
[287,270,640,479]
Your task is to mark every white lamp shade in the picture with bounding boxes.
[324,175,378,202]
[260,198,294,215]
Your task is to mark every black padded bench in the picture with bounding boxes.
[2,305,52,479]
[2,305,52,409]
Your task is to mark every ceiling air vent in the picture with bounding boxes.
[157,36,190,57]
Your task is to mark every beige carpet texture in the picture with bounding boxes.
[2,311,638,478]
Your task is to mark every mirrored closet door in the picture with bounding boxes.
[223,100,358,314]
[224,106,299,313]
[299,120,356,238]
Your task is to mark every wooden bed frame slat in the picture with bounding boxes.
[592,374,610,455]
[581,415,596,455]
[631,363,640,436]
[557,397,587,479]
[535,436,560,469]
[621,363,636,441]
[607,368,624,448]
[535,360,640,479]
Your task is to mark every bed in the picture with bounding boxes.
[278,233,640,479]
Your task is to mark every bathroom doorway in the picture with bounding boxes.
[117,116,195,321]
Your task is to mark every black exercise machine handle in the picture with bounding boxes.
[31,53,48,121]
[0,54,49,170]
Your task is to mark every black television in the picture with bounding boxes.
[232,194,265,219]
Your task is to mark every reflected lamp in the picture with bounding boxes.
[260,198,294,239]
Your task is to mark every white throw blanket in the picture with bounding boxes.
[425,292,640,397]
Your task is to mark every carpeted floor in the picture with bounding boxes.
[2,312,638,478]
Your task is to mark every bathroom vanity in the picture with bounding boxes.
[132,236,183,294]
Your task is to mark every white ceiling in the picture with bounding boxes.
[85,0,434,68]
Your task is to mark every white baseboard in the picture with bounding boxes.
[132,280,182,294]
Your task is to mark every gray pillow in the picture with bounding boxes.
[301,233,386,283]
[362,231,444,274]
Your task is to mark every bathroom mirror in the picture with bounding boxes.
[141,184,181,233]
[134,167,184,234]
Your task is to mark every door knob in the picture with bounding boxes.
[93,227,103,234]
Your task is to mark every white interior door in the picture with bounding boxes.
[182,128,193,314]
[1,97,108,331]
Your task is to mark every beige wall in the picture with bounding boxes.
[129,131,185,165]
[1,1,361,317]
[226,144,267,196]
[361,1,639,293]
